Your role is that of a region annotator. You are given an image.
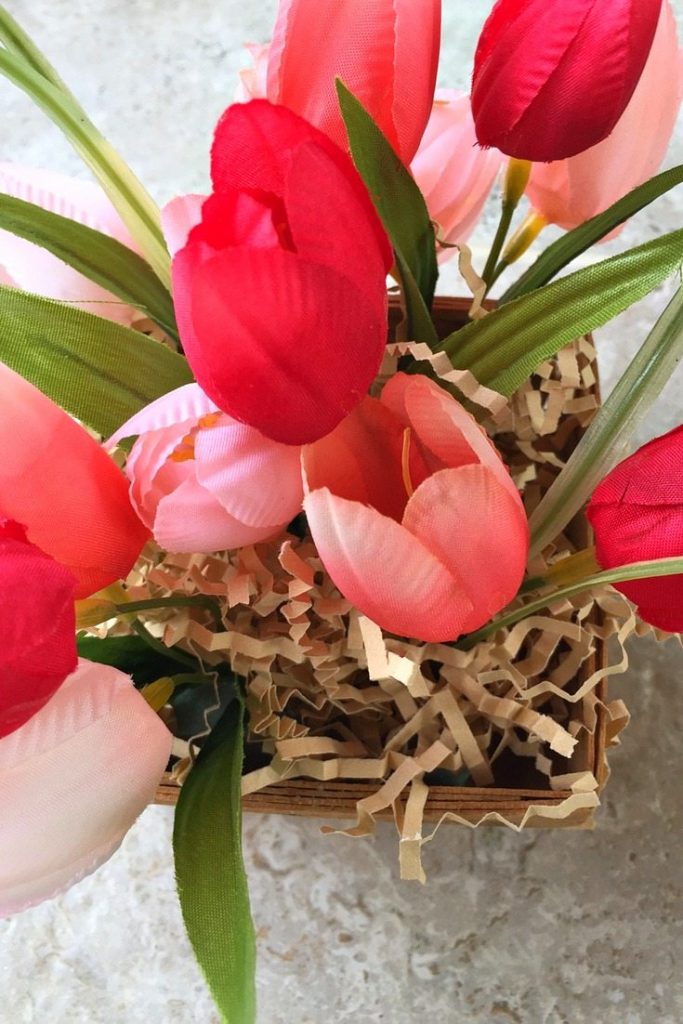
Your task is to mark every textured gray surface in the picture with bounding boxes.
[1,2,683,1022]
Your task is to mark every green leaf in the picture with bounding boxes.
[76,634,184,685]
[441,228,683,394]
[0,39,170,286]
[528,285,683,558]
[501,165,683,303]
[336,79,438,345]
[0,4,70,92]
[0,284,193,435]
[173,701,256,1024]
[0,193,178,339]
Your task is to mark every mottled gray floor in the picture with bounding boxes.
[1,2,683,1022]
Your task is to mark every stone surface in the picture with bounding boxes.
[1,2,683,1022]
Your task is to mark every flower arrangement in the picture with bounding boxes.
[1,1,683,1019]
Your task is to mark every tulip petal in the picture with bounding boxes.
[109,383,217,448]
[0,659,171,917]
[304,488,474,642]
[194,420,303,528]
[177,245,386,444]
[161,194,207,256]
[403,465,529,633]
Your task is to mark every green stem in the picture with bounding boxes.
[482,202,515,288]
[130,619,198,670]
[0,45,171,287]
[529,285,683,559]
[459,555,683,648]
[117,595,223,629]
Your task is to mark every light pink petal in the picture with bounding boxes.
[235,42,270,102]
[304,488,474,642]
[0,659,171,917]
[154,475,280,553]
[161,194,207,257]
[108,384,215,448]
[0,262,17,287]
[403,465,529,634]
[382,373,521,503]
[126,421,194,525]
[194,420,303,528]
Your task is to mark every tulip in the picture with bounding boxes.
[235,43,269,102]
[172,100,392,446]
[471,0,664,162]
[526,2,682,233]
[0,659,172,917]
[109,383,304,553]
[0,163,139,324]
[303,374,528,642]
[266,0,441,163]
[410,90,503,258]
[0,519,77,738]
[587,426,683,633]
[0,362,149,597]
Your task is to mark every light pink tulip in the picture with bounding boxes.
[0,163,140,323]
[110,383,304,553]
[411,89,503,258]
[266,0,441,163]
[303,374,528,642]
[0,362,149,598]
[0,659,171,917]
[235,43,269,102]
[526,2,683,234]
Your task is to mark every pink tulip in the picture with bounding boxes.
[526,2,682,233]
[266,0,441,163]
[0,659,172,917]
[411,90,503,258]
[109,383,304,553]
[303,374,528,642]
[234,43,269,102]
[0,362,149,597]
[0,164,140,323]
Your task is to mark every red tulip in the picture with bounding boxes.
[266,0,441,163]
[0,362,149,597]
[0,518,77,739]
[587,426,683,632]
[172,100,392,446]
[471,0,664,162]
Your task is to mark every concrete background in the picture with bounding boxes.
[1,2,683,1021]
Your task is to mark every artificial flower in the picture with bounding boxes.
[0,362,149,597]
[587,425,683,633]
[410,89,503,257]
[0,163,140,324]
[172,100,392,445]
[471,0,664,162]
[109,383,304,553]
[0,519,77,738]
[525,2,682,234]
[303,374,528,642]
[234,42,269,102]
[266,0,441,163]
[0,659,172,917]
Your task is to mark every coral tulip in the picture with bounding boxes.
[0,519,77,738]
[471,0,664,162]
[110,383,304,553]
[0,163,139,324]
[0,659,172,917]
[266,0,441,163]
[172,100,392,445]
[0,362,149,597]
[410,89,503,257]
[303,374,528,642]
[526,1,682,233]
[587,426,683,633]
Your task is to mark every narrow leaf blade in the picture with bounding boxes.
[173,702,256,1024]
[0,193,178,338]
[501,165,683,303]
[0,285,193,435]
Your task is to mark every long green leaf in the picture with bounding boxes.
[0,43,170,286]
[441,228,683,394]
[0,285,192,435]
[528,285,683,559]
[0,193,178,339]
[336,79,438,345]
[501,165,683,303]
[0,5,69,92]
[173,701,256,1024]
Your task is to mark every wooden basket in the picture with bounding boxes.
[155,297,608,829]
